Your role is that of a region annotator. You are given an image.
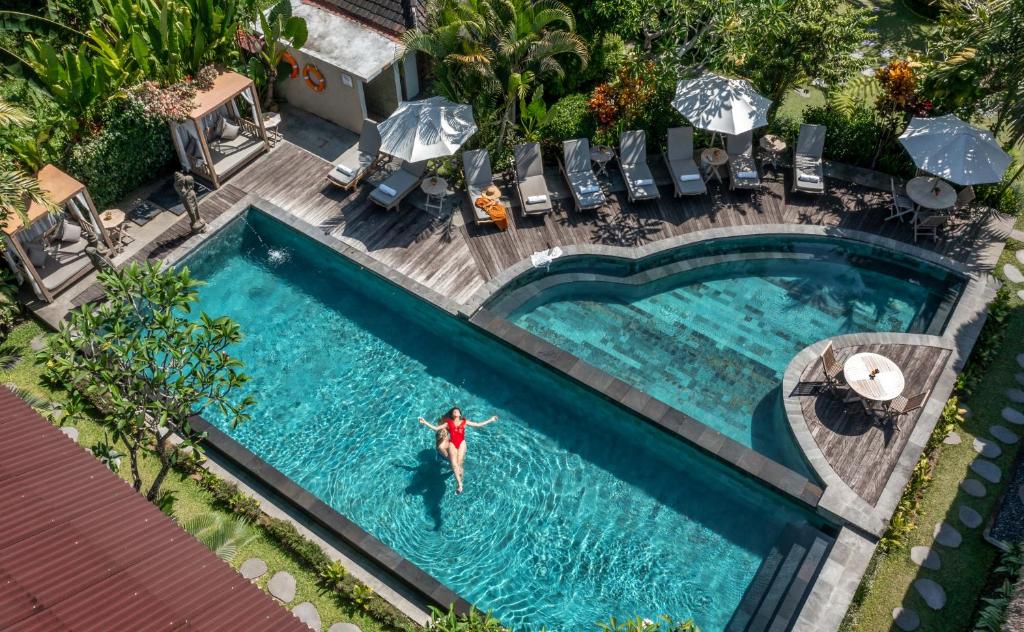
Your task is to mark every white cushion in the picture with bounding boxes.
[220,120,240,141]
[526,194,548,204]
[678,173,701,182]
[377,183,397,197]
[60,222,82,244]
[580,184,601,194]
[335,163,355,176]
[737,170,758,179]
[634,178,653,186]
[798,172,821,183]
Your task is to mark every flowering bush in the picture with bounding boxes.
[587,56,676,144]
[129,80,197,123]
[194,64,219,91]
[876,59,932,117]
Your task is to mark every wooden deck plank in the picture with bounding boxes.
[797,343,951,504]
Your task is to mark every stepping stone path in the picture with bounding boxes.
[959,505,983,529]
[1016,249,1024,266]
[1004,263,1024,283]
[1002,407,1024,426]
[268,571,296,603]
[971,458,1002,484]
[292,602,321,631]
[959,405,971,419]
[943,431,962,445]
[961,478,987,498]
[1019,290,1024,302]
[240,558,267,580]
[1007,389,1024,404]
[892,607,920,631]
[59,427,79,443]
[1016,373,1024,386]
[974,437,1002,459]
[914,578,947,610]
[29,335,45,351]
[933,522,962,548]
[910,546,940,570]
[991,425,1020,444]
[328,624,362,632]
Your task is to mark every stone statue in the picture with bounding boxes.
[84,243,115,273]
[174,171,206,233]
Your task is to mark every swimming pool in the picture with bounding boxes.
[500,238,965,475]
[183,209,821,631]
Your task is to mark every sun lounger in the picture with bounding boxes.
[727,131,761,191]
[616,130,660,202]
[463,149,508,226]
[513,143,553,217]
[369,160,426,211]
[664,127,707,197]
[792,123,826,194]
[561,138,605,211]
[328,119,381,190]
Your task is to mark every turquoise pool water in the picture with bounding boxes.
[504,240,964,475]
[184,210,820,632]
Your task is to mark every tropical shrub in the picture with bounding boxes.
[64,98,175,208]
[977,174,1024,217]
[956,286,1012,398]
[801,105,914,177]
[588,54,680,146]
[540,93,595,145]
[180,512,257,563]
[243,0,308,107]
[428,605,507,631]
[599,615,700,631]
[0,271,19,341]
[973,543,1024,631]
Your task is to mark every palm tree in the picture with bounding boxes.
[0,98,53,232]
[404,0,588,147]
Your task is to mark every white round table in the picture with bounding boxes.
[905,177,956,211]
[100,209,126,252]
[844,352,905,402]
[420,177,449,218]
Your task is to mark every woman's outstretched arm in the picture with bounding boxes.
[466,415,499,427]
[418,417,443,431]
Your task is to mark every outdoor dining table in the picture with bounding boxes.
[844,352,905,411]
[905,176,957,211]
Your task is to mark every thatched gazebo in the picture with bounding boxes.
[169,70,271,188]
[2,165,112,302]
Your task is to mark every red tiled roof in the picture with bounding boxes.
[0,386,309,631]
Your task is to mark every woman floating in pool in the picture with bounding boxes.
[418,407,498,494]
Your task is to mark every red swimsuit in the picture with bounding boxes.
[445,418,467,449]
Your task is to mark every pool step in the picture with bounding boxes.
[726,521,834,632]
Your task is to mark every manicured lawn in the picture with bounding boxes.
[840,240,1024,631]
[0,320,400,632]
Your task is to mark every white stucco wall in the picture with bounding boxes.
[278,47,366,133]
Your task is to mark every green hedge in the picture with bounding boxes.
[65,98,176,209]
[541,93,596,145]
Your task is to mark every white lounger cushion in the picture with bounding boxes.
[527,194,548,204]
[377,183,398,197]
[580,184,601,194]
[335,163,355,176]
[678,173,701,182]
[737,171,758,179]
[798,172,821,183]
[634,178,653,186]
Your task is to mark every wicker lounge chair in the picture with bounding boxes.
[513,143,553,217]
[463,149,508,226]
[561,138,605,211]
[617,130,660,202]
[792,124,826,194]
[664,127,707,197]
[369,160,426,211]
[327,119,381,190]
[726,131,761,191]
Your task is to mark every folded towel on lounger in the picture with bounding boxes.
[377,183,397,197]
[634,178,654,186]
[798,172,821,183]
[475,197,509,231]
[335,164,355,176]
[580,184,601,194]
[678,173,701,182]
[737,170,758,179]
[526,194,548,204]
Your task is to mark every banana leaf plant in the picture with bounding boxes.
[244,0,308,108]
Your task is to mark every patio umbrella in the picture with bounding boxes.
[672,73,772,136]
[898,114,1011,186]
[376,96,477,163]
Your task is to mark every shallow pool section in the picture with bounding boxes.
[504,239,965,475]
[183,210,819,632]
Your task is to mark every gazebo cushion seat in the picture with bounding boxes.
[22,233,91,292]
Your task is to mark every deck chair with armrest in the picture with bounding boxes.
[617,130,660,202]
[883,390,929,431]
[513,142,553,217]
[463,149,508,226]
[726,131,761,191]
[792,124,826,194]
[369,160,426,211]
[913,212,950,242]
[327,119,381,190]
[561,138,606,211]
[887,177,916,222]
[664,127,707,197]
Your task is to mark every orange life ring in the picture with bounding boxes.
[303,63,325,92]
[282,51,299,79]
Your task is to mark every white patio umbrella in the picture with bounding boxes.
[376,96,477,163]
[672,73,772,136]
[898,114,1011,186]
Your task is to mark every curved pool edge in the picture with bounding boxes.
[465,223,979,315]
